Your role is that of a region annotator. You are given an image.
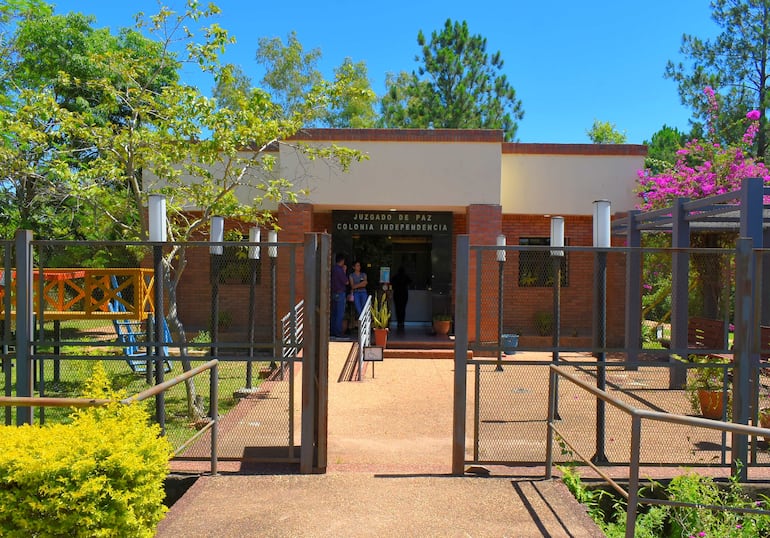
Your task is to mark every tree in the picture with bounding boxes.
[643,124,689,175]
[255,31,323,120]
[74,3,363,418]
[0,7,175,243]
[665,0,770,159]
[637,87,770,318]
[212,63,252,111]
[586,120,627,144]
[4,1,365,418]
[324,58,377,128]
[637,87,769,211]
[255,32,376,127]
[379,19,524,141]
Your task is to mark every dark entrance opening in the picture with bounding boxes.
[351,235,433,323]
[331,210,453,325]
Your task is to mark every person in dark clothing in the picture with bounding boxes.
[330,253,348,337]
[391,266,411,331]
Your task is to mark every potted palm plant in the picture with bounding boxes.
[371,293,391,347]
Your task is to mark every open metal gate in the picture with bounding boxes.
[3,231,331,474]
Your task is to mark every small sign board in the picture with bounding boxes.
[363,346,384,362]
[379,266,390,284]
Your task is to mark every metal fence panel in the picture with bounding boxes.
[463,242,770,469]
[2,237,306,463]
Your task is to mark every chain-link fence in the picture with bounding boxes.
[463,242,770,469]
[3,237,307,464]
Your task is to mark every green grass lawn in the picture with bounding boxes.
[3,320,269,450]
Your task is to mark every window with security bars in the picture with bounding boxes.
[518,237,568,287]
[218,230,262,285]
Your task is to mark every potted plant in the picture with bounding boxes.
[685,355,731,419]
[371,293,391,347]
[432,313,452,336]
[759,404,770,443]
[501,330,520,355]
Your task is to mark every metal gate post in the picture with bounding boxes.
[3,241,11,425]
[670,198,690,389]
[624,210,642,370]
[15,230,33,425]
[452,235,470,475]
[732,238,753,480]
[301,233,329,473]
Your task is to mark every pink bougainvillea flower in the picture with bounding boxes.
[636,87,770,211]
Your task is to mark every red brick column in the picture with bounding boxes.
[276,203,314,320]
[465,204,502,343]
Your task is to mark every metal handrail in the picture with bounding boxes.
[0,359,219,475]
[357,295,372,380]
[546,365,770,538]
[281,300,304,359]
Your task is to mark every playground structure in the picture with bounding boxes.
[0,267,171,372]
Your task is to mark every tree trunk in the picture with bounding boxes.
[163,248,206,421]
[691,233,730,320]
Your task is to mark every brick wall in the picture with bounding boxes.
[276,204,314,325]
[500,214,626,346]
[175,217,274,339]
[278,204,625,346]
[466,205,502,343]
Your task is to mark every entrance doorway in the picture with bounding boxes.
[351,235,433,323]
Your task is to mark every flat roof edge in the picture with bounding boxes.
[286,128,504,143]
[502,143,647,156]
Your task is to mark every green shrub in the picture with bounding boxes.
[0,364,173,537]
[561,464,770,537]
[533,310,554,336]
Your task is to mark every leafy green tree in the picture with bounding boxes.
[255,32,376,127]
[586,120,627,143]
[256,31,323,120]
[665,0,770,159]
[0,7,175,243]
[212,63,252,111]
[643,124,689,174]
[379,19,524,141]
[4,1,365,417]
[324,58,377,128]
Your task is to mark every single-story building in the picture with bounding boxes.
[172,129,646,344]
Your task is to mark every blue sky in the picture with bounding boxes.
[52,0,719,144]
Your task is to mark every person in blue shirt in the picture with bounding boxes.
[348,261,368,321]
[330,253,348,338]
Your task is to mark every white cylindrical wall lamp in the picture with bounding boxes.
[593,200,611,248]
[496,234,506,262]
[248,227,261,260]
[550,216,565,257]
[148,194,167,242]
[209,216,224,255]
[268,230,278,258]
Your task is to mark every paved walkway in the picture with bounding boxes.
[157,343,604,537]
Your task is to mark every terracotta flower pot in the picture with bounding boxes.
[373,327,389,347]
[433,320,451,336]
[698,389,725,420]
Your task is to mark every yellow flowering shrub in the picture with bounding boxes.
[0,364,173,537]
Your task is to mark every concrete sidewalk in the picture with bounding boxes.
[156,343,603,537]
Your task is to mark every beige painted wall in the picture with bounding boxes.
[501,153,644,215]
[144,137,644,218]
[142,155,281,212]
[280,140,502,211]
